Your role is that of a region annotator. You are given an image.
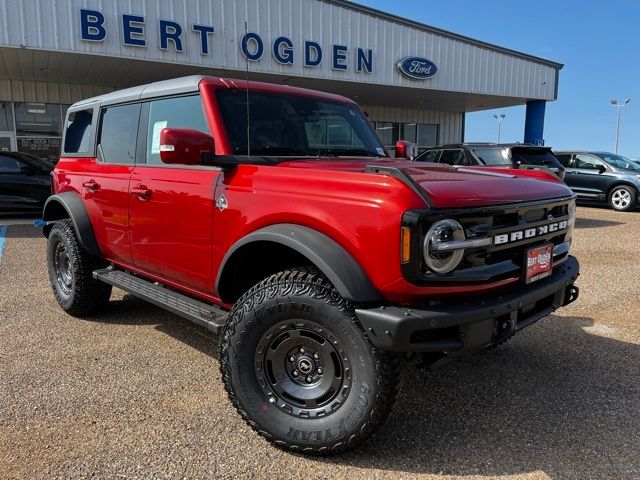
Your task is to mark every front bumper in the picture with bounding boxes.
[356,255,579,354]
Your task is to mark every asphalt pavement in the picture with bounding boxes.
[0,206,639,479]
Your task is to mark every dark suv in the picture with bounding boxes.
[415,143,565,180]
[0,151,54,218]
[553,151,640,211]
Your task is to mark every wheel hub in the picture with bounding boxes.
[255,321,352,418]
[612,189,631,209]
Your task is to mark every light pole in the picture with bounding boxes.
[610,98,631,154]
[493,113,506,143]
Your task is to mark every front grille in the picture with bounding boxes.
[401,196,575,286]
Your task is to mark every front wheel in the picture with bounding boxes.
[608,185,637,211]
[219,268,401,455]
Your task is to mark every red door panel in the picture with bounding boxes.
[129,166,220,293]
[82,161,133,264]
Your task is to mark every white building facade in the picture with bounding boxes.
[0,0,562,162]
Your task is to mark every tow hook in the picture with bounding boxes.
[563,285,580,306]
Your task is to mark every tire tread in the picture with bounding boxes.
[218,267,401,455]
[48,219,111,316]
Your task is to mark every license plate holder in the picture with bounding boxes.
[525,243,553,284]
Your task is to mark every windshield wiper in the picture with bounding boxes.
[234,146,316,156]
[319,148,381,158]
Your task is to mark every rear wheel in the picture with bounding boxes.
[47,220,112,316]
[219,268,401,454]
[608,185,636,211]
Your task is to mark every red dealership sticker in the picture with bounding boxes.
[525,244,553,284]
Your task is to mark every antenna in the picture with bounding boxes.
[244,21,251,158]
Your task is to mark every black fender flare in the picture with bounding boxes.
[42,192,102,256]
[216,224,384,303]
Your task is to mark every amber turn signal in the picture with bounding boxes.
[401,226,411,263]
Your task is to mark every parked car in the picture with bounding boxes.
[553,151,640,211]
[414,143,566,180]
[0,151,53,218]
[43,76,580,455]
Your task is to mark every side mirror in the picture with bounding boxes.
[159,128,215,165]
[597,164,607,174]
[395,140,416,160]
[20,165,36,175]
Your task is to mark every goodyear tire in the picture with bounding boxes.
[219,267,401,455]
[47,219,112,316]
[608,185,636,212]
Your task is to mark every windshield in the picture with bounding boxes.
[470,148,511,166]
[216,89,386,157]
[596,153,640,171]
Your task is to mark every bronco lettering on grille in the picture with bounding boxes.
[494,220,568,245]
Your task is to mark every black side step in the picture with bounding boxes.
[93,267,228,333]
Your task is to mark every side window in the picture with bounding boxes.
[0,156,21,173]
[574,154,603,170]
[98,104,141,164]
[145,95,208,165]
[554,154,572,167]
[63,109,94,154]
[462,150,480,165]
[439,149,465,166]
[416,149,440,163]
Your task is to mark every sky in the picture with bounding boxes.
[360,0,640,158]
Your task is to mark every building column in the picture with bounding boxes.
[524,100,546,145]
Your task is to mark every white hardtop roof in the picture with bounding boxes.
[70,75,207,109]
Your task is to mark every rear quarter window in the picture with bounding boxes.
[554,154,572,167]
[63,108,94,155]
[415,149,440,162]
[511,148,562,168]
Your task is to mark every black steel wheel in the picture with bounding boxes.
[219,267,401,455]
[47,219,112,316]
[256,320,352,418]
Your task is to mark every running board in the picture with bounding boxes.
[93,267,227,333]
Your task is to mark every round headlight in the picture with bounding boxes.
[423,219,465,273]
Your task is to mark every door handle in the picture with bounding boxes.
[82,179,100,191]
[131,185,152,201]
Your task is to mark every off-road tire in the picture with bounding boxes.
[219,267,401,455]
[47,219,112,316]
[608,185,636,212]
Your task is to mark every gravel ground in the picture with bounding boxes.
[0,206,639,479]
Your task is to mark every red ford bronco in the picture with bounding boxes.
[44,76,580,454]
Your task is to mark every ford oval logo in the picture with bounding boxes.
[397,56,438,80]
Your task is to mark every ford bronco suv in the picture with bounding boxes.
[43,76,580,454]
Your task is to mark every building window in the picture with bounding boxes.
[15,102,62,137]
[17,137,62,164]
[374,121,438,155]
[374,122,400,153]
[417,124,438,152]
[0,102,14,131]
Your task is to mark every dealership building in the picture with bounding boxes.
[0,0,562,162]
